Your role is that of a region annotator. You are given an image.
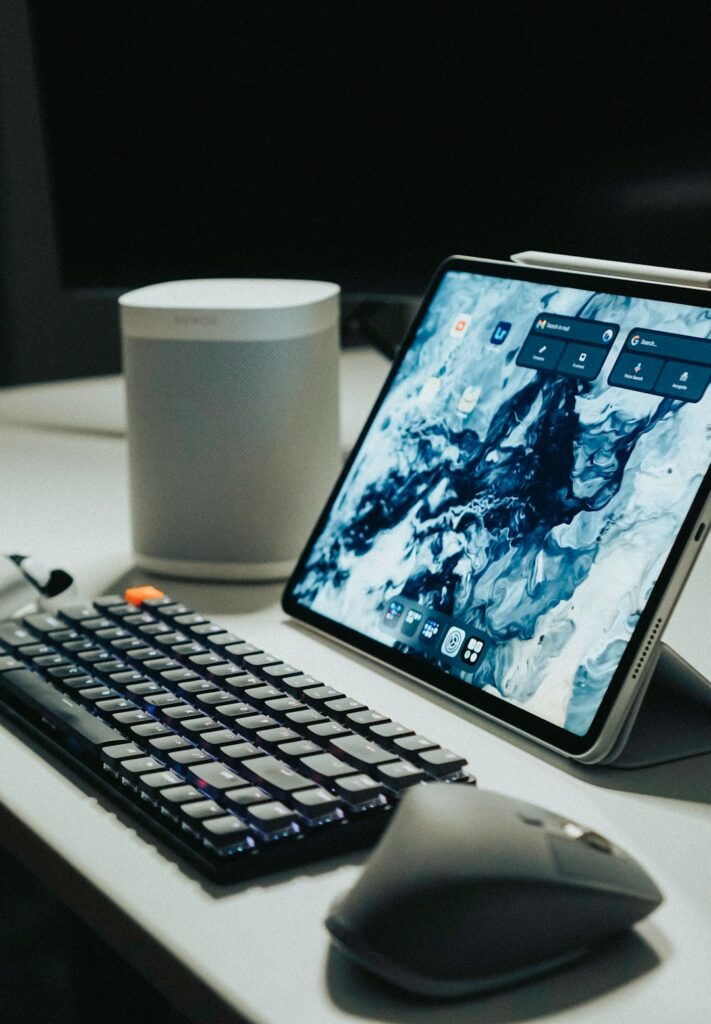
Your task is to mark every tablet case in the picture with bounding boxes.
[512,252,711,767]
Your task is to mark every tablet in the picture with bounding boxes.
[283,257,711,762]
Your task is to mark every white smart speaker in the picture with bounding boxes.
[119,278,341,581]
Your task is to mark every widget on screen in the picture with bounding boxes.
[462,636,485,664]
[441,626,466,657]
[383,600,404,626]
[401,608,423,636]
[420,617,442,643]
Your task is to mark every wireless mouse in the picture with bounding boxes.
[326,783,662,998]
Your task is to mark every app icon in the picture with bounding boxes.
[441,626,466,657]
[490,321,511,344]
[401,608,423,637]
[536,318,548,331]
[630,334,641,347]
[634,362,642,374]
[420,617,442,643]
[418,376,441,404]
[603,329,614,343]
[462,636,486,664]
[383,600,404,626]
[680,370,689,382]
[538,344,547,354]
[457,385,481,415]
[450,314,471,339]
[578,351,587,363]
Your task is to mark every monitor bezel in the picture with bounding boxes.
[282,255,711,757]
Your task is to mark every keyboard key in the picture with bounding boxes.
[0,656,23,672]
[243,652,280,667]
[370,721,415,741]
[291,787,342,822]
[280,673,323,693]
[186,761,244,794]
[278,739,323,758]
[96,627,130,640]
[393,734,438,754]
[149,632,187,647]
[214,702,255,722]
[200,815,252,852]
[305,685,343,702]
[101,742,145,768]
[144,657,180,672]
[0,623,35,647]
[325,697,367,716]
[168,747,214,767]
[244,684,283,701]
[131,720,172,738]
[126,681,164,697]
[262,663,300,678]
[179,799,225,822]
[203,631,242,648]
[24,612,67,632]
[418,748,468,776]
[334,774,385,806]
[199,729,240,752]
[191,623,225,638]
[376,760,425,789]
[230,714,276,732]
[173,612,207,627]
[265,696,304,713]
[176,679,215,695]
[256,727,299,748]
[205,663,240,679]
[224,642,261,658]
[144,691,184,709]
[114,709,153,726]
[181,716,219,734]
[97,697,137,714]
[244,755,312,794]
[189,652,223,667]
[300,753,356,782]
[111,637,147,652]
[120,755,164,775]
[137,769,184,792]
[148,734,191,752]
[224,786,270,807]
[219,741,260,765]
[348,709,390,727]
[110,670,148,686]
[158,603,191,618]
[78,686,119,703]
[308,720,350,740]
[158,783,203,806]
[127,649,160,663]
[329,734,398,768]
[193,689,233,707]
[172,642,206,657]
[222,673,260,691]
[161,703,203,723]
[138,622,172,637]
[34,653,70,668]
[287,707,326,726]
[246,801,299,837]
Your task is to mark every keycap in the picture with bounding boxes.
[286,707,326,726]
[200,816,252,851]
[257,727,299,747]
[193,689,233,707]
[172,642,206,657]
[173,612,207,627]
[265,696,304,713]
[33,653,70,668]
[0,668,123,751]
[131,720,172,738]
[111,637,146,652]
[278,739,323,758]
[224,786,270,807]
[62,639,100,653]
[110,670,147,686]
[244,755,312,794]
[139,621,173,637]
[229,714,276,732]
[370,721,415,741]
[0,623,35,648]
[348,709,390,727]
[243,652,280,667]
[179,799,225,822]
[59,605,98,622]
[78,685,117,703]
[126,681,164,697]
[291,788,342,822]
[176,679,215,695]
[158,603,191,618]
[127,649,160,663]
[199,729,240,752]
[376,761,425,788]
[308,720,350,740]
[101,742,145,768]
[305,685,343,702]
[145,657,180,672]
[219,741,260,765]
[96,697,136,714]
[418,748,467,776]
[191,623,224,638]
[224,642,261,658]
[244,684,283,701]
[161,703,203,723]
[114,709,153,726]
[393,734,438,754]
[149,734,191,752]
[168,747,213,767]
[23,612,66,632]
[300,753,356,781]
[20,643,56,656]
[157,784,203,806]
[214,702,255,721]
[325,696,367,716]
[136,769,184,792]
[144,691,184,709]
[181,716,219,734]
[0,656,23,672]
[120,755,165,775]
[329,734,398,768]
[189,652,223,667]
[246,801,299,837]
[203,631,242,648]
[81,616,113,631]
[205,663,240,679]
[334,774,385,806]
[262,663,300,678]
[186,761,244,794]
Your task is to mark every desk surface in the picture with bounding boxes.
[1,348,710,1024]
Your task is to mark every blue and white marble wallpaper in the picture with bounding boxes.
[293,271,711,735]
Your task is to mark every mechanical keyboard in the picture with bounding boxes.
[0,587,474,882]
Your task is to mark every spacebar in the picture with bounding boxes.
[0,668,124,753]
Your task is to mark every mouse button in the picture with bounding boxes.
[548,834,662,904]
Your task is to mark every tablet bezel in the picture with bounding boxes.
[282,256,711,757]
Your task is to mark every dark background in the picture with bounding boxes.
[2,1,711,382]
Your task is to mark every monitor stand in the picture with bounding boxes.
[509,249,711,769]
[604,644,711,767]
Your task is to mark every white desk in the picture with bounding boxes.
[1,348,710,1024]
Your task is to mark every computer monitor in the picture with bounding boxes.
[2,2,711,384]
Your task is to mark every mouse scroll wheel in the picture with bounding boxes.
[563,822,613,853]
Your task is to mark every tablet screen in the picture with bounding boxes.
[286,262,711,745]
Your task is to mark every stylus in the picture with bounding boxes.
[510,251,711,289]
